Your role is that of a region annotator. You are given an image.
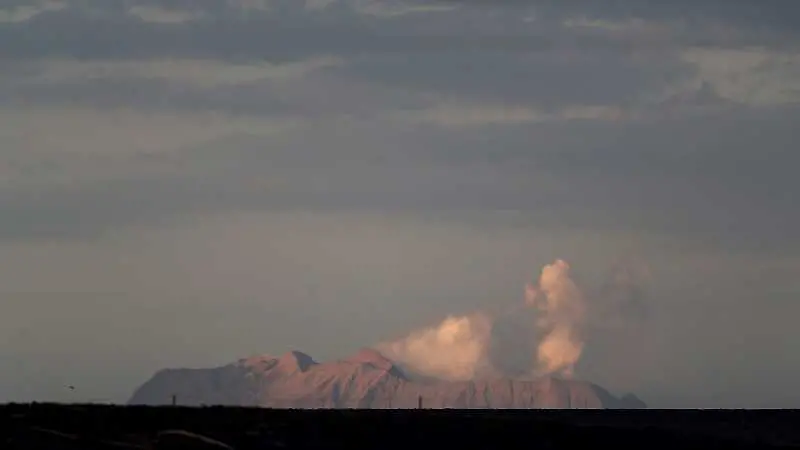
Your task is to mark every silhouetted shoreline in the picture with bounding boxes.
[4,403,800,449]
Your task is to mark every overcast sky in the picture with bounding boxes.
[1,0,799,408]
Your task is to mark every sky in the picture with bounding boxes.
[0,0,799,408]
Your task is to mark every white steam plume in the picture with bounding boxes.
[377,259,593,381]
[375,313,493,381]
[525,259,587,378]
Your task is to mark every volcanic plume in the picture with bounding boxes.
[527,259,587,377]
[378,259,589,380]
[376,313,494,381]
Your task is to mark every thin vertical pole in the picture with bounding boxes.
[417,395,422,409]
[171,394,177,406]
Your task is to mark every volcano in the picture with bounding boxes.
[128,348,645,409]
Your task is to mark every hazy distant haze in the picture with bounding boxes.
[1,0,800,408]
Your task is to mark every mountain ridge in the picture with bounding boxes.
[129,348,645,409]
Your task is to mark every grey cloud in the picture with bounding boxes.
[0,24,697,123]
[2,0,791,120]
[340,48,690,108]
[0,66,432,118]
[2,103,798,259]
[3,0,795,121]
[0,55,687,119]
[438,0,800,34]
[2,0,794,64]
[0,2,543,61]
[2,77,299,116]
[595,258,652,324]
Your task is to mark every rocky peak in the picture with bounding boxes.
[277,350,317,373]
[344,348,408,379]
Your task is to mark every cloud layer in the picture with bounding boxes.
[1,0,798,253]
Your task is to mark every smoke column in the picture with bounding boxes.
[375,313,493,381]
[377,259,591,381]
[526,259,587,377]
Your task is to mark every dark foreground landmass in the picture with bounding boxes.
[3,403,800,450]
